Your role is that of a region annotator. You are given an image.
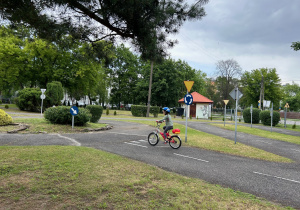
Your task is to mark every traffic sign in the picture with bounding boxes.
[40,94,45,100]
[70,106,79,116]
[284,103,289,108]
[223,100,229,105]
[229,88,243,100]
[184,94,193,105]
[184,81,194,92]
[41,89,46,94]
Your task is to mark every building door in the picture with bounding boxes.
[190,104,196,118]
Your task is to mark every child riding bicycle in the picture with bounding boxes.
[157,107,173,144]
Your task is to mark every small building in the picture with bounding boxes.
[178,92,213,119]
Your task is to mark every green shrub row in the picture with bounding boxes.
[243,108,261,124]
[260,110,280,126]
[243,108,280,126]
[44,105,103,126]
[86,105,103,123]
[131,105,160,117]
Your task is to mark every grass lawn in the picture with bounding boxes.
[0,146,292,209]
[212,123,300,145]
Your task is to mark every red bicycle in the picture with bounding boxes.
[148,121,182,149]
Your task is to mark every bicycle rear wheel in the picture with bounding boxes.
[169,135,181,149]
[148,132,159,146]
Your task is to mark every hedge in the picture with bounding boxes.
[44,106,91,126]
[15,88,42,112]
[243,107,261,124]
[131,105,160,117]
[259,110,280,126]
[86,105,103,123]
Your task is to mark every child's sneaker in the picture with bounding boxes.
[163,140,168,144]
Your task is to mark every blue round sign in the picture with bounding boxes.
[70,106,79,116]
[184,94,193,105]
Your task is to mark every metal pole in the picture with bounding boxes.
[284,107,287,128]
[41,99,43,115]
[251,104,253,128]
[234,87,238,144]
[72,115,74,129]
[271,103,273,132]
[224,105,226,126]
[185,91,188,142]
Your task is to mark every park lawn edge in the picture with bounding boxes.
[0,145,293,209]
[211,123,300,145]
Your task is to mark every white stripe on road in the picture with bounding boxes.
[56,134,81,146]
[254,140,272,144]
[291,149,300,153]
[174,153,209,163]
[253,171,300,184]
[107,132,147,137]
[125,142,147,148]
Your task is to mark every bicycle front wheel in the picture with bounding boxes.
[148,132,159,146]
[169,135,182,149]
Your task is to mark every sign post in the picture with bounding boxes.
[229,87,243,144]
[183,81,194,143]
[250,104,253,128]
[40,89,46,115]
[223,100,229,126]
[70,106,79,129]
[284,103,289,128]
[270,102,273,132]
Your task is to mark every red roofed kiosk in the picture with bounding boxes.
[178,92,213,119]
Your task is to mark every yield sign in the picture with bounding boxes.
[184,81,194,92]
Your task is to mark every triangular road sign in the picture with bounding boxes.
[184,81,194,92]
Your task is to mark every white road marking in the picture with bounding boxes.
[254,140,272,144]
[253,171,300,184]
[56,134,81,146]
[138,140,147,142]
[291,149,300,153]
[125,142,147,148]
[107,132,147,137]
[174,153,209,163]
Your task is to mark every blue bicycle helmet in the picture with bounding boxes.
[163,107,170,113]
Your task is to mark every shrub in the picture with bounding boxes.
[0,109,13,125]
[15,88,41,112]
[86,105,103,123]
[131,105,160,117]
[44,106,91,126]
[45,81,64,107]
[5,105,9,109]
[0,100,2,104]
[292,122,296,129]
[114,111,117,115]
[243,108,261,124]
[259,110,280,126]
[106,109,109,115]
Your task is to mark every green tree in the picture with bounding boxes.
[45,81,64,107]
[215,59,242,106]
[281,82,300,111]
[108,44,140,108]
[291,42,300,51]
[240,68,282,109]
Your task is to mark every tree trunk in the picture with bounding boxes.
[146,60,154,117]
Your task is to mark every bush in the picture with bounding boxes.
[44,106,91,126]
[86,105,103,123]
[0,109,13,125]
[243,108,261,124]
[15,88,42,112]
[131,105,160,117]
[5,105,9,109]
[45,81,64,107]
[106,109,109,115]
[259,110,280,126]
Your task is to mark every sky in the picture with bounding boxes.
[168,0,300,85]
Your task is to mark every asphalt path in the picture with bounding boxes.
[0,120,300,208]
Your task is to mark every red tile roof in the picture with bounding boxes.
[178,92,213,103]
